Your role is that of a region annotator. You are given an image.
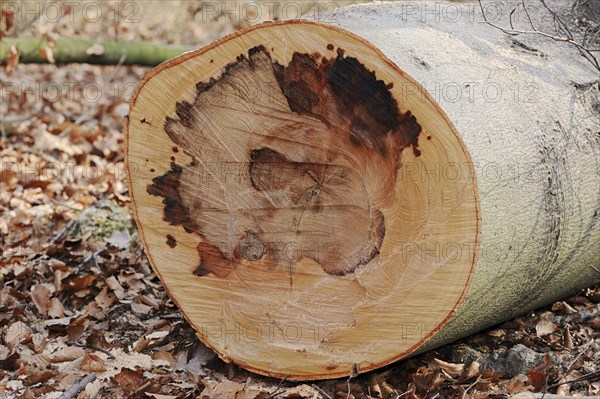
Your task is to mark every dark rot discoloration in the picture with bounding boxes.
[166,234,177,248]
[193,242,234,278]
[273,46,422,157]
[147,162,193,231]
[148,45,422,278]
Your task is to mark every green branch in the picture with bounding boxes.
[1,37,193,66]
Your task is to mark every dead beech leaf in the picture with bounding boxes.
[555,377,570,395]
[0,344,11,361]
[50,346,85,363]
[510,392,536,399]
[86,43,105,56]
[95,286,116,310]
[48,298,65,318]
[68,275,96,291]
[106,276,125,299]
[43,32,56,48]
[5,321,31,347]
[30,284,52,315]
[201,380,245,399]
[32,333,47,353]
[6,46,20,77]
[552,301,577,314]
[39,46,55,63]
[67,316,89,341]
[413,369,444,394]
[535,319,557,337]
[462,361,480,380]
[563,325,574,349]
[152,350,176,369]
[24,370,54,386]
[528,353,553,392]
[234,390,264,399]
[113,367,143,395]
[430,358,464,377]
[85,379,103,398]
[80,354,106,372]
[503,374,528,394]
[131,300,152,314]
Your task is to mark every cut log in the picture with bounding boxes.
[125,2,600,380]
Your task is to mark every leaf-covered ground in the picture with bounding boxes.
[1,1,599,398]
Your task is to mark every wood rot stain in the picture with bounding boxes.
[147,45,422,279]
[146,162,193,232]
[166,234,177,248]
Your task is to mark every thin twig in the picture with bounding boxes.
[547,370,600,389]
[266,375,289,399]
[90,344,115,359]
[49,219,77,245]
[311,384,333,399]
[477,0,600,72]
[462,375,481,399]
[58,372,97,399]
[346,376,352,399]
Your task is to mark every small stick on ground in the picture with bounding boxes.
[311,384,333,399]
[58,372,97,399]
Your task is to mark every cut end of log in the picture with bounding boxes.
[126,20,479,380]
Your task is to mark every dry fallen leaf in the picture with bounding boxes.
[535,319,557,337]
[528,353,553,392]
[462,360,480,380]
[556,377,570,395]
[131,300,152,315]
[152,350,176,369]
[146,395,179,399]
[0,344,11,361]
[80,354,107,372]
[201,380,245,399]
[48,298,65,318]
[503,374,528,395]
[68,275,96,291]
[39,47,55,64]
[430,358,464,377]
[95,286,117,309]
[43,32,57,48]
[6,46,20,77]
[5,321,31,348]
[30,284,52,315]
[113,367,143,396]
[86,43,105,56]
[50,346,85,363]
[510,392,536,399]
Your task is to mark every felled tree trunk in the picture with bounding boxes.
[125,2,600,380]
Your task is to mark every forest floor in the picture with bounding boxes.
[1,1,599,398]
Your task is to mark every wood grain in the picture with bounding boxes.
[126,20,478,379]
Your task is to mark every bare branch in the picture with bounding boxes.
[478,0,600,73]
